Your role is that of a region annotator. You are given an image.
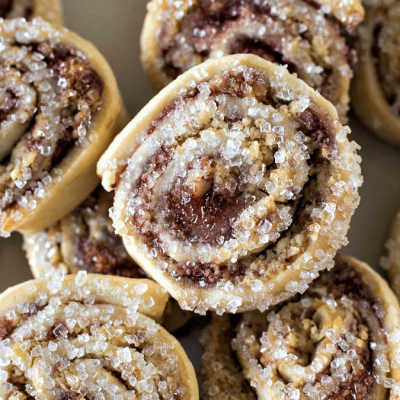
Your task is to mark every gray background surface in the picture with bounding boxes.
[0,0,400,375]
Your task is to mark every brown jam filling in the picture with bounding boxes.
[175,260,248,285]
[165,157,247,245]
[309,259,378,399]
[308,339,373,400]
[320,257,384,315]
[229,36,297,75]
[127,69,334,286]
[332,351,374,400]
[0,302,44,340]
[0,0,13,18]
[26,42,104,168]
[160,0,349,84]
[54,388,78,400]
[66,188,146,279]
[0,316,14,340]
[254,260,376,398]
[372,19,400,115]
[77,236,146,279]
[298,108,335,149]
[0,89,17,123]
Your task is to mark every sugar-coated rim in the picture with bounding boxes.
[0,19,129,235]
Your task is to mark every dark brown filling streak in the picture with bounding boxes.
[52,187,146,279]
[0,0,33,19]
[1,41,104,210]
[0,0,13,18]
[159,0,354,84]
[0,88,17,124]
[120,67,336,288]
[239,259,380,399]
[76,235,146,279]
[371,20,400,112]
[27,42,104,168]
[0,302,44,341]
[165,156,249,245]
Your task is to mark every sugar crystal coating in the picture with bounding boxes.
[201,256,400,399]
[102,56,362,315]
[23,186,147,278]
[0,19,104,235]
[143,0,364,121]
[0,0,63,24]
[0,275,196,400]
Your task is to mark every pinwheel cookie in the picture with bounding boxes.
[0,0,63,24]
[353,0,400,146]
[23,185,191,332]
[201,255,400,399]
[98,55,362,314]
[141,0,364,121]
[23,187,146,279]
[0,274,199,400]
[0,19,129,236]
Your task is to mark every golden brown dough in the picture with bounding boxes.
[0,274,199,400]
[353,0,400,147]
[0,19,129,236]
[23,185,191,332]
[141,0,364,122]
[23,186,147,279]
[201,255,400,399]
[98,54,362,314]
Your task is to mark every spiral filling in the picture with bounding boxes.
[0,89,17,122]
[72,191,146,278]
[201,258,389,399]
[157,0,353,118]
[77,236,145,278]
[0,276,190,400]
[0,39,104,221]
[25,188,146,278]
[113,64,360,299]
[165,157,248,245]
[372,2,400,115]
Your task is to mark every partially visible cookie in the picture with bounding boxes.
[353,0,400,146]
[141,0,364,121]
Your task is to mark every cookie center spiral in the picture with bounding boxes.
[0,38,104,220]
[165,157,247,245]
[120,68,336,273]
